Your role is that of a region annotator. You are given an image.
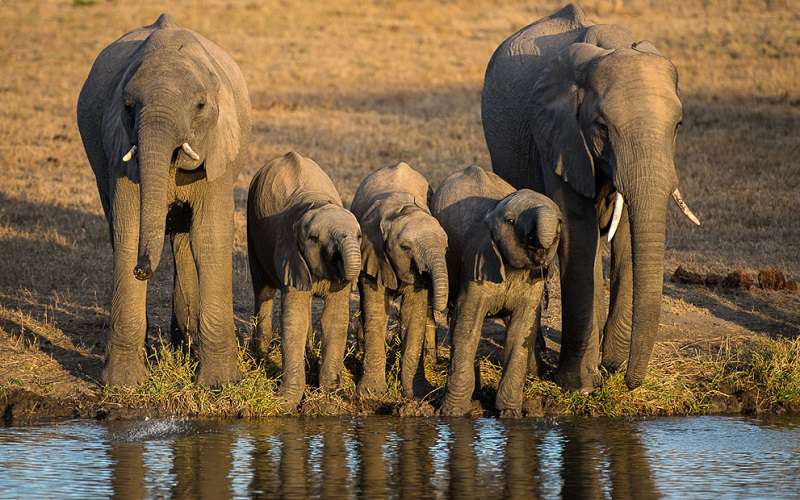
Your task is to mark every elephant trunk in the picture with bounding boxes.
[531,205,560,249]
[133,118,176,281]
[339,235,362,282]
[617,155,673,389]
[419,245,449,315]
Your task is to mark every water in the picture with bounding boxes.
[1,416,799,499]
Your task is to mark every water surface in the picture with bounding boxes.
[1,416,798,498]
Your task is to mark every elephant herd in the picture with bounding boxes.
[76,5,699,416]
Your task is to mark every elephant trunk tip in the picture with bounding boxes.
[134,256,153,281]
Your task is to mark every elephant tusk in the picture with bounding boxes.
[121,145,137,162]
[607,192,624,242]
[181,142,200,161]
[672,189,701,226]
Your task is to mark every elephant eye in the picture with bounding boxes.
[308,233,319,242]
[505,217,515,225]
[196,99,206,111]
[596,121,609,137]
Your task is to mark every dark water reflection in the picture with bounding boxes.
[1,416,799,498]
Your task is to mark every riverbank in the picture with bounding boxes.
[4,327,799,425]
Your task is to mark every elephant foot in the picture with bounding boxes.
[278,386,304,414]
[555,365,601,394]
[318,371,342,392]
[437,396,473,417]
[102,352,149,387]
[601,351,626,374]
[357,376,387,399]
[196,352,242,387]
[624,371,645,390]
[498,408,522,419]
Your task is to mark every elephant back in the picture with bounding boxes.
[351,162,430,219]
[431,165,514,253]
[249,151,343,219]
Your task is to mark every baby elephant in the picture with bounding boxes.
[432,166,561,417]
[350,162,449,399]
[247,151,362,411]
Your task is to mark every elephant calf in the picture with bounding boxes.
[350,162,449,399]
[247,151,362,412]
[432,166,561,417]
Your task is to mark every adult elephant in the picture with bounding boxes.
[77,14,251,386]
[481,4,699,391]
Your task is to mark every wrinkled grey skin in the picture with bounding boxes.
[350,162,449,399]
[432,166,561,417]
[248,151,362,412]
[482,4,693,391]
[76,14,251,386]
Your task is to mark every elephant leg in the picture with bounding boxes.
[423,312,438,364]
[318,286,351,390]
[190,187,241,386]
[249,250,275,360]
[602,205,632,371]
[440,283,487,416]
[280,288,312,411]
[526,303,546,378]
[357,278,390,398]
[170,232,199,350]
[547,177,602,392]
[104,175,149,386]
[399,286,431,399]
[496,286,541,416]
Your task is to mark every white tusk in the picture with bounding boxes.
[608,192,624,242]
[181,142,200,161]
[121,145,137,162]
[672,189,701,226]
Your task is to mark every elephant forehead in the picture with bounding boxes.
[501,191,549,213]
[127,58,206,97]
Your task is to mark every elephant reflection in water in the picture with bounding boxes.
[397,418,438,497]
[355,418,389,498]
[503,422,542,499]
[249,419,310,498]
[170,425,234,499]
[559,420,659,499]
[109,440,147,499]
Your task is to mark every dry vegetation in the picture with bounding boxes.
[0,0,798,419]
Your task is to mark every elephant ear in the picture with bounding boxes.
[465,222,505,284]
[530,43,611,199]
[273,202,312,291]
[102,78,139,183]
[359,200,399,289]
[204,77,241,183]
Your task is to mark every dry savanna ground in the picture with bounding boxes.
[0,0,798,418]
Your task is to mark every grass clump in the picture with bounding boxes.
[102,341,283,417]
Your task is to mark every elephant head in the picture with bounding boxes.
[472,190,561,283]
[361,193,449,319]
[530,41,700,388]
[275,201,362,290]
[102,28,241,281]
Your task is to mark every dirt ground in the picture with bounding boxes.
[0,1,798,417]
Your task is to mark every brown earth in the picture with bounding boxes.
[0,1,798,422]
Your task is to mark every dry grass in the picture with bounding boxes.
[0,1,798,415]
